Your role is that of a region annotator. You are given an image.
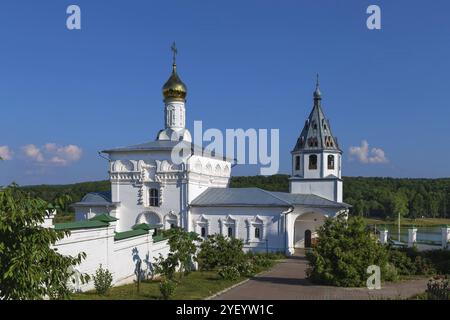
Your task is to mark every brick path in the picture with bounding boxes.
[214,251,428,300]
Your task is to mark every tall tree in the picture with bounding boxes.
[0,184,88,299]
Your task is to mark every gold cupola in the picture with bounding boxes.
[162,42,187,101]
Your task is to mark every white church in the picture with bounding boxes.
[69,50,350,256]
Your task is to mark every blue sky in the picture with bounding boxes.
[0,0,449,185]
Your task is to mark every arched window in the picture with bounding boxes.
[201,227,206,237]
[170,223,175,229]
[328,155,335,170]
[295,156,300,171]
[149,188,159,207]
[309,155,318,170]
[254,227,261,239]
[227,227,233,238]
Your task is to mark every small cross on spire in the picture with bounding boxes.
[316,73,320,90]
[171,42,178,66]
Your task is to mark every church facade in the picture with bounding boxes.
[72,55,349,255]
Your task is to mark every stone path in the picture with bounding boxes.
[214,251,428,300]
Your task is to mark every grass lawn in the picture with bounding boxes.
[71,264,277,300]
[364,217,450,227]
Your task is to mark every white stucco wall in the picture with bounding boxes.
[52,222,170,292]
[190,206,288,253]
[290,179,342,202]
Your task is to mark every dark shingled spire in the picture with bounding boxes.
[293,76,341,152]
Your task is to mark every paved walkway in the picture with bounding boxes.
[214,251,428,300]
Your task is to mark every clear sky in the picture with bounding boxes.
[0,0,449,185]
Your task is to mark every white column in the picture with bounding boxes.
[408,228,417,247]
[379,229,389,245]
[441,226,450,249]
[286,214,295,256]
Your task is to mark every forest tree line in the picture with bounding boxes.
[17,175,450,219]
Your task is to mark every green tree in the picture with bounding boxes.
[391,192,409,218]
[306,215,389,287]
[197,234,246,271]
[164,227,200,278]
[411,193,425,219]
[0,184,88,299]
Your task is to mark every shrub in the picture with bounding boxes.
[159,278,177,300]
[164,227,200,277]
[246,253,273,269]
[153,253,178,280]
[387,249,416,276]
[383,263,399,282]
[218,266,240,281]
[237,260,257,277]
[93,264,113,295]
[306,215,389,287]
[197,235,245,270]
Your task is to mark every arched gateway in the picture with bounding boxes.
[293,212,325,249]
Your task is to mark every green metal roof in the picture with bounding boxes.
[54,220,109,231]
[153,234,169,242]
[132,223,163,231]
[90,214,118,223]
[114,229,148,241]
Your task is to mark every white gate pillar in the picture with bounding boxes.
[408,228,417,247]
[379,229,388,245]
[442,226,450,249]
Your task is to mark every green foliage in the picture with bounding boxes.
[246,252,274,269]
[20,180,110,214]
[344,177,450,219]
[164,227,200,277]
[306,215,389,287]
[152,228,199,299]
[197,234,246,271]
[218,266,240,281]
[93,264,113,295]
[387,249,417,276]
[0,184,88,299]
[159,278,176,300]
[153,253,178,280]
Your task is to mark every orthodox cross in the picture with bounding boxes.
[171,42,178,65]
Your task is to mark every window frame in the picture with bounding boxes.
[295,155,300,171]
[309,154,318,170]
[149,188,159,207]
[254,227,261,240]
[328,155,335,170]
[227,226,233,238]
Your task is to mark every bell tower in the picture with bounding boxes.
[157,42,192,142]
[289,76,343,202]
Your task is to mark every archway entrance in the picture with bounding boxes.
[293,212,325,249]
[304,230,312,248]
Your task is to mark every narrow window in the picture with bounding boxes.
[149,188,159,207]
[255,227,261,239]
[227,226,233,238]
[295,156,300,171]
[201,227,206,237]
[309,155,318,170]
[328,155,335,170]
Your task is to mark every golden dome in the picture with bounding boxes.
[162,64,187,101]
